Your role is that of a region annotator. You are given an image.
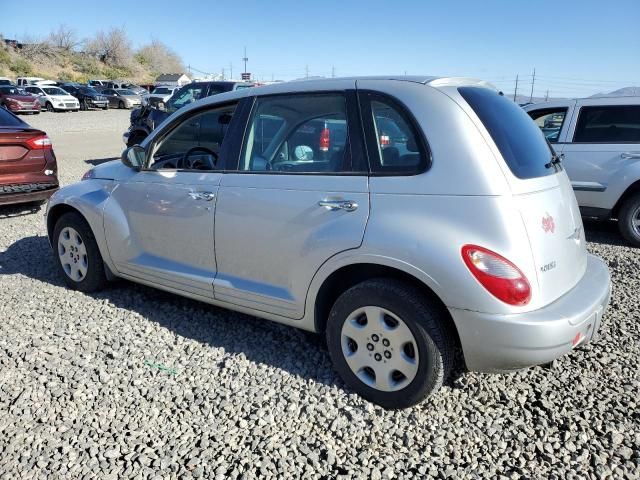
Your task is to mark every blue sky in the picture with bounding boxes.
[2,0,639,97]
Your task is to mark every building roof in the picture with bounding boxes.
[155,73,189,82]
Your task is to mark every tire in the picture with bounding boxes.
[127,131,147,147]
[326,278,455,409]
[80,100,88,111]
[45,102,54,112]
[618,192,640,247]
[53,212,107,292]
[102,105,109,110]
[118,101,125,109]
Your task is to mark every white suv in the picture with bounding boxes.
[24,85,80,112]
[525,97,640,245]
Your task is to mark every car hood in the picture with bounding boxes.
[122,95,141,100]
[4,95,37,102]
[50,95,78,101]
[91,159,139,181]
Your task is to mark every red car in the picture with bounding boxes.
[0,85,41,114]
[0,107,58,206]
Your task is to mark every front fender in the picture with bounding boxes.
[46,179,116,272]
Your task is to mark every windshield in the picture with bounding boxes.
[0,108,26,127]
[80,87,99,94]
[153,87,171,94]
[117,89,136,96]
[0,86,26,95]
[43,87,68,96]
[167,85,207,112]
[459,87,556,179]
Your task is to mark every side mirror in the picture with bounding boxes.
[157,102,166,111]
[121,145,145,170]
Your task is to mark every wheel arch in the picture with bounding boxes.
[612,179,640,218]
[310,258,461,351]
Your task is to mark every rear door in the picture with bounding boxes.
[213,88,370,319]
[459,87,587,306]
[560,99,640,210]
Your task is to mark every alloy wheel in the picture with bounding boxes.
[340,306,419,392]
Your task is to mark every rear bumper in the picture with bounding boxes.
[0,184,59,205]
[449,254,611,372]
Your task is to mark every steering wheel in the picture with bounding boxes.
[178,146,218,170]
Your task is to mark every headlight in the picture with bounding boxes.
[81,169,95,181]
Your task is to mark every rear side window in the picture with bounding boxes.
[0,108,26,127]
[459,87,555,179]
[573,106,640,143]
[359,92,429,175]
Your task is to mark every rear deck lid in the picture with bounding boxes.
[459,86,587,306]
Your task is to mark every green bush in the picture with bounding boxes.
[12,58,33,76]
[0,48,11,66]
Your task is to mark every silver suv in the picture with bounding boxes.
[525,97,640,246]
[45,77,611,408]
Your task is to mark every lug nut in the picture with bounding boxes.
[371,334,379,342]
[374,353,382,361]
[367,343,374,351]
[384,351,391,359]
[382,339,390,347]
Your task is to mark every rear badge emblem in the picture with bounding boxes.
[542,213,555,233]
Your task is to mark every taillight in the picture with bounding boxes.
[25,134,53,150]
[379,133,390,146]
[461,245,531,306]
[319,127,330,152]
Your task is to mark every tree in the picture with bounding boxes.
[86,28,132,66]
[135,40,184,74]
[48,25,79,52]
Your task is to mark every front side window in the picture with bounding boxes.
[149,103,236,171]
[527,108,568,143]
[573,105,640,143]
[460,87,556,179]
[239,93,349,173]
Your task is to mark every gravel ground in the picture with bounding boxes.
[0,110,638,479]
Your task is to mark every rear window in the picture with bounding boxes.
[459,87,555,179]
[0,108,26,127]
[573,105,640,143]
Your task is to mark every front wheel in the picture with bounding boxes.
[118,101,125,109]
[80,100,88,111]
[53,212,107,292]
[326,279,455,409]
[618,193,640,247]
[46,102,55,112]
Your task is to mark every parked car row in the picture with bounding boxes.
[43,76,612,409]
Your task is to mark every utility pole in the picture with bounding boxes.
[221,68,225,80]
[513,74,519,101]
[545,89,549,101]
[242,47,248,74]
[229,62,233,80]
[305,65,309,79]
[188,64,191,77]
[331,66,335,78]
[529,68,536,102]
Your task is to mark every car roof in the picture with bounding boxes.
[186,75,492,108]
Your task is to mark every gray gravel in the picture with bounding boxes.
[0,109,639,479]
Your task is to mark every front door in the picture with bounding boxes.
[104,102,238,299]
[213,90,370,319]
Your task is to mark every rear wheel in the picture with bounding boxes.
[618,193,640,247]
[326,279,455,409]
[53,212,107,292]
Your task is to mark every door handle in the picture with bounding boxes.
[621,152,640,159]
[188,191,216,201]
[318,199,358,212]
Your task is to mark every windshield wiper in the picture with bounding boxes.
[545,153,563,169]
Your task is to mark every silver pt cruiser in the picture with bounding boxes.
[45,76,611,408]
